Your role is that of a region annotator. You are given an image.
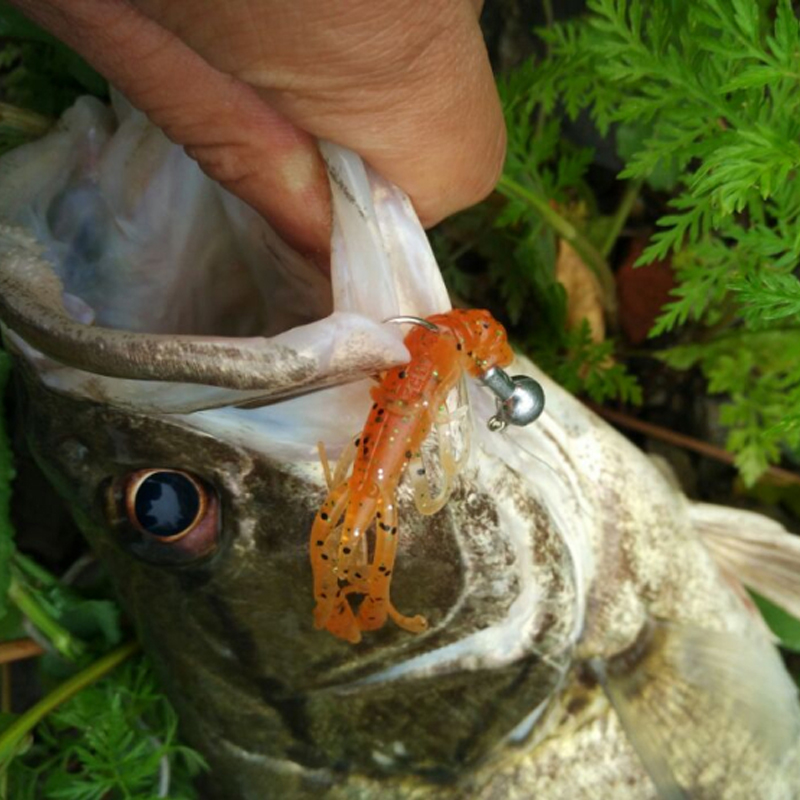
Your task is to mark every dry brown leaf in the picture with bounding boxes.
[554,239,606,342]
[616,237,675,345]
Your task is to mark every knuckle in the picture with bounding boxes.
[184,139,257,192]
[470,123,507,204]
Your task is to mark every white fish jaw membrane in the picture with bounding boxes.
[0,96,410,414]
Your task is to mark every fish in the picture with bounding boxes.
[0,94,799,799]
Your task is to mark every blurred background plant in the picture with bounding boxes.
[441,0,800,676]
[1,0,799,796]
[0,1,106,155]
[441,0,800,487]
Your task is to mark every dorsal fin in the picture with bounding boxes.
[690,502,800,620]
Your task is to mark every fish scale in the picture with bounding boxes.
[0,100,798,798]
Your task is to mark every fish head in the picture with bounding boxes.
[0,97,583,790]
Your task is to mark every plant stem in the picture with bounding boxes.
[0,103,51,138]
[497,174,617,314]
[7,577,84,661]
[11,552,59,587]
[601,178,643,258]
[585,401,800,488]
[0,640,140,766]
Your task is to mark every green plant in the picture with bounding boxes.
[434,60,642,404]
[5,655,207,800]
[438,0,800,483]
[0,1,107,155]
[530,0,800,484]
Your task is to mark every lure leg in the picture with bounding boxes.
[318,560,374,644]
[357,495,427,634]
[322,588,362,644]
[318,438,357,491]
[410,393,471,515]
[319,554,374,644]
[409,456,451,516]
[312,437,362,634]
[355,495,393,631]
[310,484,350,630]
[317,441,335,490]
[332,437,358,488]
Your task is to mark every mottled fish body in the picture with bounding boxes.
[1,97,799,798]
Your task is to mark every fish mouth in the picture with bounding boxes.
[0,95,450,413]
[0,94,589,674]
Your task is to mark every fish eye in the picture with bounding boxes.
[128,470,203,538]
[107,468,221,566]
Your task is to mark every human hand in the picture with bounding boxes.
[10,0,506,267]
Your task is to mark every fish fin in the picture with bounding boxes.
[690,502,800,620]
[590,620,800,799]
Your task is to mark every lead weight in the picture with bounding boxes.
[480,366,517,401]
[480,367,545,431]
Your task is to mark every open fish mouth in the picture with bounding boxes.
[0,94,586,689]
[0,94,453,416]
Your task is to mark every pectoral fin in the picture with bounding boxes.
[690,502,800,620]
[589,620,800,799]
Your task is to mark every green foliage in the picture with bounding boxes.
[660,331,800,483]
[731,272,800,326]
[751,592,800,654]
[7,658,207,800]
[0,1,107,156]
[2,549,124,665]
[435,55,639,405]
[536,320,642,405]
[0,550,206,797]
[0,537,205,797]
[529,0,800,484]
[0,2,107,112]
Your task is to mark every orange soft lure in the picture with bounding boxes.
[310,309,519,643]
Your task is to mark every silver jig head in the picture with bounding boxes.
[480,366,545,432]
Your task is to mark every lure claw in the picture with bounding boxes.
[481,367,545,431]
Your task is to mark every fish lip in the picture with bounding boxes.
[321,639,575,694]
[0,220,409,399]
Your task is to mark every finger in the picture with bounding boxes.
[132,0,507,228]
[9,0,333,265]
